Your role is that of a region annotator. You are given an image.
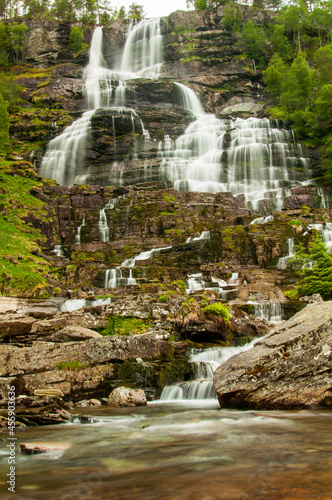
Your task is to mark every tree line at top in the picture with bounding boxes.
[0,0,145,24]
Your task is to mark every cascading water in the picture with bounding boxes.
[98,208,110,242]
[247,300,283,322]
[160,337,261,401]
[39,18,316,213]
[75,214,86,244]
[277,238,295,269]
[104,245,172,288]
[159,110,311,210]
[40,19,163,186]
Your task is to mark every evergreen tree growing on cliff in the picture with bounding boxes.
[291,236,332,300]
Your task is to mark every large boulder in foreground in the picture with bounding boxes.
[213,302,332,410]
[107,387,147,407]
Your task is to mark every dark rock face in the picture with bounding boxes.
[213,302,332,410]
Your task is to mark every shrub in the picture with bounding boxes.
[202,302,230,322]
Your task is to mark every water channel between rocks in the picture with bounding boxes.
[0,404,331,500]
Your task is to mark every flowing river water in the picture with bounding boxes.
[0,404,331,499]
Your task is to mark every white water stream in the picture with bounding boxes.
[160,337,261,402]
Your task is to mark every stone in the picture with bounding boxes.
[20,442,71,454]
[107,387,147,407]
[48,325,103,342]
[88,398,102,406]
[213,302,332,410]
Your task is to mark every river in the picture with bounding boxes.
[0,402,331,499]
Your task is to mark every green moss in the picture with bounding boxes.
[202,302,230,322]
[57,361,87,371]
[101,315,151,336]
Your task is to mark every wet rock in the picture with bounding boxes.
[213,302,332,410]
[107,387,147,407]
[89,398,102,406]
[20,441,71,455]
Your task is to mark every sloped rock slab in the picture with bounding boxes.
[213,302,332,410]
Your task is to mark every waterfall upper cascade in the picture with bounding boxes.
[40,19,315,213]
[40,20,163,186]
[160,337,260,401]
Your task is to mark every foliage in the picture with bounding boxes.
[241,21,267,64]
[69,25,84,54]
[101,314,151,336]
[0,22,28,67]
[202,302,230,322]
[222,3,243,32]
[290,237,332,300]
[57,360,87,370]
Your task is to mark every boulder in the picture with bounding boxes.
[213,301,332,410]
[107,387,147,407]
[48,325,103,342]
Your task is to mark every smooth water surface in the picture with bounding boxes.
[0,403,331,500]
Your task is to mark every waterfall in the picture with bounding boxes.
[277,238,295,269]
[120,18,163,77]
[98,208,110,243]
[175,82,205,116]
[160,113,312,211]
[39,111,95,186]
[247,300,283,322]
[186,230,210,243]
[104,245,172,288]
[160,337,260,401]
[40,19,163,186]
[104,268,136,288]
[250,215,275,224]
[75,214,86,244]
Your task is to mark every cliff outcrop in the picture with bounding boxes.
[213,301,332,409]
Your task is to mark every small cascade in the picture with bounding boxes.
[228,272,240,285]
[104,245,172,288]
[247,300,283,322]
[121,245,172,267]
[175,82,205,116]
[98,208,110,243]
[186,230,210,243]
[160,337,260,401]
[75,215,86,244]
[277,238,295,269]
[308,222,332,253]
[104,268,136,288]
[60,297,111,313]
[52,245,64,257]
[250,215,275,224]
[186,273,238,300]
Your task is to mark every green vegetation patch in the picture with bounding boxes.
[57,361,87,371]
[101,315,152,336]
[202,302,230,322]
